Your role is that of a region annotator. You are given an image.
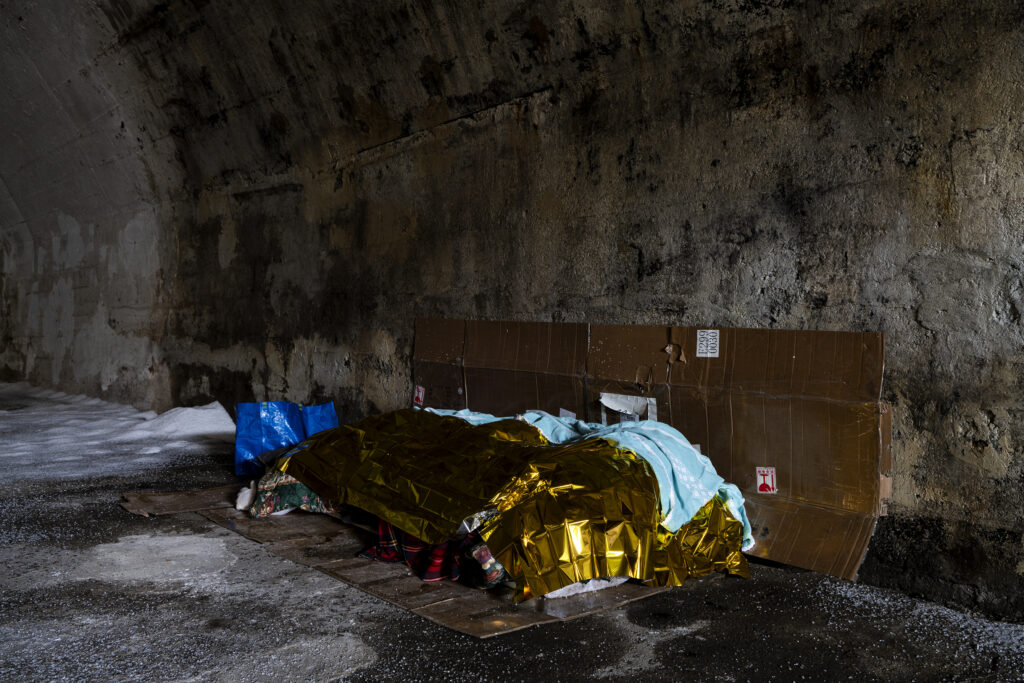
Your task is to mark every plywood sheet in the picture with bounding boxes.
[318,556,469,610]
[317,555,672,638]
[121,485,238,517]
[199,507,351,543]
[262,529,374,567]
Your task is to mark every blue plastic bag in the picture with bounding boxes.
[300,402,339,437]
[234,401,302,477]
[234,401,340,477]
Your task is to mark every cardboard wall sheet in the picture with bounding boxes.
[412,318,891,580]
[667,326,888,578]
[462,320,588,418]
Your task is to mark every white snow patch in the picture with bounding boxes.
[0,382,236,481]
[112,401,235,444]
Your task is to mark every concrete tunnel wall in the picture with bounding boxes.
[1,1,1023,618]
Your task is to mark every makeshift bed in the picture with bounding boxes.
[253,407,753,600]
[124,317,889,635]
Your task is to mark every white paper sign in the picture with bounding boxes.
[696,329,720,358]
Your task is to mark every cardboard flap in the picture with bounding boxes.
[589,324,672,387]
[743,498,878,580]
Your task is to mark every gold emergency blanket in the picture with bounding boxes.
[278,409,747,599]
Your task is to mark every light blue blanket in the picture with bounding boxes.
[427,408,754,550]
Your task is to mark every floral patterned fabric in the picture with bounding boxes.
[247,470,339,518]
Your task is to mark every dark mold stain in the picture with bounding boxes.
[418,55,454,98]
[525,16,550,52]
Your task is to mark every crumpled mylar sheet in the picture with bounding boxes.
[278,408,747,600]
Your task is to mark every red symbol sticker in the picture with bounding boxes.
[756,467,777,494]
[413,385,426,406]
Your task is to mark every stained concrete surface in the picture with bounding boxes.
[2,384,1023,682]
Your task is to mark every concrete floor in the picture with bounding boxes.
[1,383,1022,682]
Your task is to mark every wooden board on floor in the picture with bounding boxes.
[121,485,238,517]
[318,556,471,609]
[413,581,671,637]
[199,506,352,543]
[413,592,559,637]
[262,529,374,567]
[125,486,675,637]
[316,555,672,638]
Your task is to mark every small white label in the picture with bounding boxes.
[413,385,426,406]
[558,408,576,419]
[756,466,777,494]
[696,329,720,358]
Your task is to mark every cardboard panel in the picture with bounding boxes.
[412,592,559,637]
[262,529,375,567]
[664,325,886,579]
[664,386,733,481]
[203,510,668,638]
[462,321,588,418]
[412,318,889,582]
[669,327,884,402]
[200,507,352,543]
[121,485,238,516]
[464,320,587,375]
[465,368,585,418]
[668,388,881,515]
[587,325,672,428]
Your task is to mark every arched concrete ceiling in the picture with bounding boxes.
[4,1,1024,620]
